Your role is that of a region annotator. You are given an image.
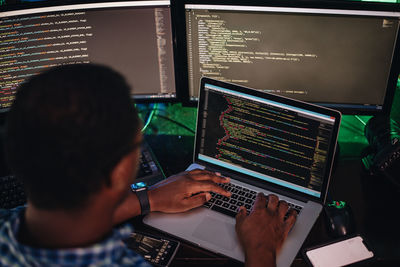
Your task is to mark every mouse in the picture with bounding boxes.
[324,201,356,238]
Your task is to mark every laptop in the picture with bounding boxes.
[144,77,341,266]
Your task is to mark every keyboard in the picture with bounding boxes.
[0,175,27,209]
[203,182,303,218]
[137,146,160,179]
[135,141,165,186]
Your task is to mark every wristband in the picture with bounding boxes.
[131,183,150,215]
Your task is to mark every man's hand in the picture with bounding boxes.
[148,169,231,213]
[235,193,297,267]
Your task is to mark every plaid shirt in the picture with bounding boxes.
[0,207,152,267]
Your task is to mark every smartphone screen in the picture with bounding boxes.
[305,236,374,267]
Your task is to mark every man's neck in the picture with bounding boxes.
[19,199,115,249]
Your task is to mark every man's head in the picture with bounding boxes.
[5,64,141,211]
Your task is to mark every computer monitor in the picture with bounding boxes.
[173,0,400,114]
[0,0,177,112]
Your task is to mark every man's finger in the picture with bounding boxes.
[235,206,247,227]
[283,209,297,237]
[188,170,231,184]
[252,192,267,211]
[186,169,216,177]
[182,192,210,210]
[277,200,289,220]
[186,168,207,174]
[267,194,279,211]
[189,180,231,197]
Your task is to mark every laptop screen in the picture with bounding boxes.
[196,78,341,199]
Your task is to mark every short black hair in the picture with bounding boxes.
[5,63,140,210]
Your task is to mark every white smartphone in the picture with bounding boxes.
[303,235,374,267]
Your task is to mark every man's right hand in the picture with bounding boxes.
[235,193,297,267]
[148,169,231,213]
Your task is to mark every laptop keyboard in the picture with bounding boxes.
[203,182,303,218]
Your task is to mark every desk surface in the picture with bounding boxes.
[138,135,400,267]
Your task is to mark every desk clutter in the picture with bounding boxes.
[361,116,400,190]
[323,200,355,238]
[124,231,180,267]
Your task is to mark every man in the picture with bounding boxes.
[0,64,296,266]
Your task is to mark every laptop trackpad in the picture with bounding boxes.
[192,216,237,250]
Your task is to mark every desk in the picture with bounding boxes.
[136,135,400,266]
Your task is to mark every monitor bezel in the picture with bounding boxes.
[195,76,342,204]
[172,0,400,115]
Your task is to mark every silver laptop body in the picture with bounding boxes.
[144,77,341,267]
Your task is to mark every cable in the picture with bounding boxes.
[141,103,157,132]
[137,108,168,115]
[137,104,195,134]
[354,115,367,126]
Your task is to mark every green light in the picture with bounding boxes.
[361,0,398,3]
[328,200,347,209]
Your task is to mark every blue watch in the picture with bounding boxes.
[131,182,150,215]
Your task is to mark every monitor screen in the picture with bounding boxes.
[175,0,400,114]
[0,0,177,112]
